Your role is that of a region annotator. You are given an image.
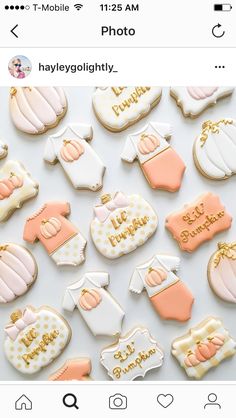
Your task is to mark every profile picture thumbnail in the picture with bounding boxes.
[8,55,32,79]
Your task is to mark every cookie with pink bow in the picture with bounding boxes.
[90,192,158,259]
[4,306,71,374]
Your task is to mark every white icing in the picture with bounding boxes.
[194,120,236,179]
[44,124,105,191]
[208,250,236,303]
[63,272,125,336]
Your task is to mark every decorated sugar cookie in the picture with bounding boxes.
[0,160,38,222]
[170,87,234,118]
[172,317,236,379]
[23,201,86,267]
[0,243,37,303]
[9,87,67,135]
[208,242,236,303]
[92,87,162,132]
[101,327,164,381]
[63,272,125,336]
[4,306,71,374]
[129,254,194,321]
[91,192,158,259]
[121,122,185,191]
[0,140,8,159]
[49,358,92,381]
[44,123,105,191]
[165,193,232,252]
[194,119,236,180]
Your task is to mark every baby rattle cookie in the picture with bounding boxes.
[208,241,236,303]
[91,192,158,259]
[0,160,38,222]
[49,358,92,381]
[0,140,8,160]
[129,253,194,321]
[23,201,86,267]
[0,243,37,303]
[92,87,162,132]
[63,272,125,337]
[9,86,67,135]
[193,119,236,180]
[170,87,234,118]
[165,192,232,252]
[44,123,105,191]
[100,327,164,381]
[172,317,236,379]
[4,305,71,374]
[121,121,185,191]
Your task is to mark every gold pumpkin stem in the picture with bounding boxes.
[148,267,153,273]
[10,87,17,98]
[214,242,236,267]
[10,310,22,323]
[101,194,112,204]
[81,289,88,295]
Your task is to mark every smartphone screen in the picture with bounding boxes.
[0,1,235,416]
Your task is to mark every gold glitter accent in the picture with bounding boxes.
[214,242,236,267]
[200,119,233,147]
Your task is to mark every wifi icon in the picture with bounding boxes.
[74,3,83,11]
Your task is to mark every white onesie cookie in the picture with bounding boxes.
[44,124,105,191]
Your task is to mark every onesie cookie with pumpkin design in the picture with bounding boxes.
[4,306,71,374]
[90,192,158,259]
[92,87,162,132]
[170,87,234,118]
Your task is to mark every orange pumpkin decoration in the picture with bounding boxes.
[60,139,84,162]
[210,334,225,349]
[40,217,62,239]
[145,267,167,287]
[184,350,200,367]
[195,341,212,362]
[0,179,15,200]
[138,134,160,155]
[79,288,102,311]
[9,172,23,188]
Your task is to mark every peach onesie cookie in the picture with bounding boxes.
[90,192,158,259]
[49,358,92,381]
[4,306,71,374]
[23,201,86,267]
[92,87,162,132]
[121,122,185,191]
[9,86,67,135]
[129,254,194,321]
[170,87,234,118]
[165,193,232,252]
[172,317,236,379]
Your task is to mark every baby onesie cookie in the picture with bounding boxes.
[0,243,37,303]
[193,119,236,180]
[92,87,162,132]
[121,122,185,191]
[172,317,236,379]
[0,160,38,222]
[101,327,164,381]
[63,272,125,336]
[129,254,194,321]
[9,87,67,135]
[0,140,8,159]
[4,306,71,374]
[208,242,236,303]
[23,201,86,267]
[91,192,158,259]
[49,358,92,381]
[170,87,234,118]
[44,123,105,191]
[165,193,232,252]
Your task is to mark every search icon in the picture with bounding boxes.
[62,393,79,409]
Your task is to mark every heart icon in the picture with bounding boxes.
[157,394,174,408]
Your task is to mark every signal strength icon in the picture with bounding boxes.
[74,3,83,11]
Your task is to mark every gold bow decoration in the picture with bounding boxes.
[214,242,236,267]
[200,119,233,147]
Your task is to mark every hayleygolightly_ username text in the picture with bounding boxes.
[38,62,118,74]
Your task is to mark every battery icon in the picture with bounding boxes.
[214,3,232,11]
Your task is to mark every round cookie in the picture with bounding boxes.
[193,119,236,180]
[9,87,67,135]
[0,243,38,303]
[208,242,236,303]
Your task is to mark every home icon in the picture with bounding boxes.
[15,395,32,410]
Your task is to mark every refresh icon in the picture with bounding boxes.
[212,23,226,38]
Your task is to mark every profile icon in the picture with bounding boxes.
[8,55,32,79]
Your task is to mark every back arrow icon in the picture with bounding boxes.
[11,24,19,38]
[212,23,225,38]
